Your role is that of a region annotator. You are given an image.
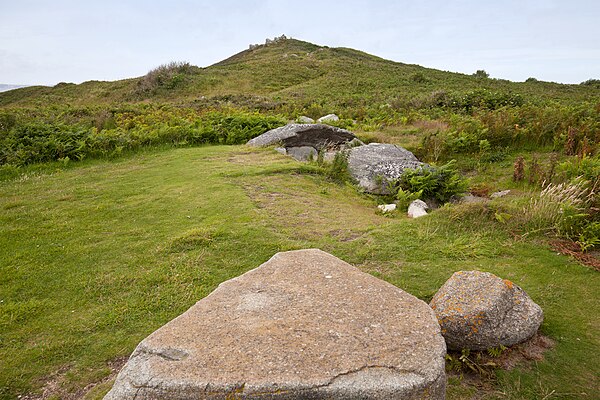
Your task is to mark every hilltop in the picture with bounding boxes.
[1,37,598,108]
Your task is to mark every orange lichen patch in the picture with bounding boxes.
[503,279,514,289]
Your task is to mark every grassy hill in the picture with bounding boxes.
[1,37,599,399]
[0,37,597,169]
[1,38,598,108]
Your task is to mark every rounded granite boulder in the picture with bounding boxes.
[430,270,543,351]
[347,143,424,194]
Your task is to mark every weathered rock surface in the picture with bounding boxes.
[287,146,318,161]
[347,143,424,194]
[378,203,397,213]
[247,123,356,150]
[317,113,340,123]
[105,249,446,400]
[407,200,428,218]
[490,190,511,199]
[430,271,543,351]
[297,115,315,124]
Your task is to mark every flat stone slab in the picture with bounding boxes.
[105,249,446,399]
[246,123,356,150]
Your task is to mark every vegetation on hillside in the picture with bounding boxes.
[0,37,599,399]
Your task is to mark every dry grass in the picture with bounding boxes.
[521,179,592,236]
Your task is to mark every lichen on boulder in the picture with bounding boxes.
[347,143,424,194]
[430,270,543,351]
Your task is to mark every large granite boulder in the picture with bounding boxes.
[247,123,356,150]
[430,271,543,351]
[347,143,424,194]
[105,249,446,399]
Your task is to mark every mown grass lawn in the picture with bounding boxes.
[1,145,598,399]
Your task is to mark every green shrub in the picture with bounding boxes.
[397,160,468,203]
[0,108,286,166]
[411,72,429,83]
[135,61,199,95]
[558,155,600,186]
[320,151,351,183]
[578,222,600,252]
[580,79,600,88]
[473,70,489,79]
[0,112,17,132]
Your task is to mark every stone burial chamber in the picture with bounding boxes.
[246,123,360,161]
[104,249,447,399]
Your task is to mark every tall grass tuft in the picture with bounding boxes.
[522,179,592,238]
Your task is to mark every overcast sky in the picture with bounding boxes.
[1,0,599,86]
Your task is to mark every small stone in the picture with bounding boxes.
[317,113,340,123]
[286,146,317,161]
[490,190,511,199]
[430,270,543,351]
[297,116,315,124]
[378,204,397,213]
[460,194,486,204]
[408,200,428,218]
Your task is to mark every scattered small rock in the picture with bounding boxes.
[378,203,397,213]
[490,190,511,199]
[317,113,339,123]
[430,271,543,351]
[408,200,428,218]
[297,116,315,124]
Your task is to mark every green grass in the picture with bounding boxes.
[1,145,598,399]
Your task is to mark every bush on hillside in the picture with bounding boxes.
[394,160,468,203]
[473,70,490,79]
[0,110,286,166]
[581,79,600,88]
[135,61,198,95]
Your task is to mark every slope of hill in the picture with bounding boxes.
[0,84,29,93]
[1,38,597,108]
